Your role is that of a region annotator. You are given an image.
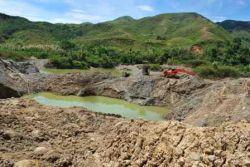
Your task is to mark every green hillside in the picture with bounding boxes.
[0,12,249,78]
[0,12,231,49]
[217,20,250,45]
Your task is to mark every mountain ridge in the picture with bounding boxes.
[0,12,231,48]
[217,20,250,45]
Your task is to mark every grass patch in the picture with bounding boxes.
[149,64,163,71]
[194,65,241,78]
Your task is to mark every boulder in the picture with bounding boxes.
[34,147,50,155]
[14,160,36,167]
[0,59,29,98]
[0,83,20,99]
[15,61,39,74]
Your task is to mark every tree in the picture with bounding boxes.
[60,40,76,51]
[232,38,242,51]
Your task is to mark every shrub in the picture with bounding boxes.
[149,64,162,71]
[50,54,71,68]
[194,65,240,78]
[60,40,76,51]
[217,66,240,78]
[185,59,209,68]
[238,65,250,77]
[38,52,49,59]
[167,58,182,65]
[194,65,217,78]
[72,60,89,69]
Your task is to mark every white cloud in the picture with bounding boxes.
[138,5,154,12]
[0,0,47,21]
[0,0,103,23]
[211,16,227,22]
[51,9,103,23]
[0,0,158,23]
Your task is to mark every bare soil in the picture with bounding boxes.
[1,61,250,166]
[0,98,249,167]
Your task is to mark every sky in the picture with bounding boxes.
[0,0,249,24]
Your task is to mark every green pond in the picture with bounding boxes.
[28,92,168,121]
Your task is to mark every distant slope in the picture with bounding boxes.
[218,20,250,44]
[0,12,231,49]
[217,20,250,32]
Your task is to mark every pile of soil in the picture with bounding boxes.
[0,99,249,167]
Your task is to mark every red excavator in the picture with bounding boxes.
[163,68,196,78]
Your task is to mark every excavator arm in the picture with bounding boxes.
[163,68,196,78]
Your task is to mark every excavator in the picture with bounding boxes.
[163,68,196,78]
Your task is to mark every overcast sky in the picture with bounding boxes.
[0,0,249,23]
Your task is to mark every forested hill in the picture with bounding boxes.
[217,20,250,45]
[0,12,231,48]
[0,12,249,78]
[218,20,250,32]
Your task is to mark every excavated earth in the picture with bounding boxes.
[0,58,113,97]
[1,59,250,166]
[77,74,250,127]
[0,59,249,127]
[0,98,250,167]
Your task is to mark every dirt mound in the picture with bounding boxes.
[0,98,249,167]
[78,74,250,126]
[0,59,112,98]
[170,78,250,126]
[78,75,207,106]
[0,59,30,98]
[27,71,112,95]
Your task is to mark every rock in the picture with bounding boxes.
[43,150,60,163]
[178,157,185,166]
[142,64,150,76]
[55,156,73,167]
[0,59,39,74]
[0,129,16,140]
[129,78,155,99]
[244,159,250,167]
[29,59,49,71]
[138,97,155,106]
[214,159,224,166]
[14,160,36,167]
[15,61,39,74]
[0,83,20,99]
[189,152,202,161]
[122,71,130,77]
[0,59,28,98]
[204,148,214,155]
[208,155,216,162]
[0,158,14,167]
[34,147,50,155]
[77,86,97,96]
[214,150,222,156]
[31,130,40,138]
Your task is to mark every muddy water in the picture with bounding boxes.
[29,92,168,121]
